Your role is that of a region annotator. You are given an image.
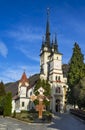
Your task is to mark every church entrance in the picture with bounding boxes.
[55,99,60,112]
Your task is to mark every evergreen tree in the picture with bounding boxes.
[75,77,85,109]
[3,92,12,116]
[0,81,6,96]
[0,96,5,114]
[0,81,6,114]
[67,42,85,106]
[34,79,51,109]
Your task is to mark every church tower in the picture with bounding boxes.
[40,9,68,113]
[40,9,51,80]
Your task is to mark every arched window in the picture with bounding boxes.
[58,76,60,81]
[56,87,61,93]
[56,76,58,81]
[56,76,61,82]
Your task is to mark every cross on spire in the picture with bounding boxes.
[47,8,50,17]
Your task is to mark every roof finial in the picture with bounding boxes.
[47,8,50,17]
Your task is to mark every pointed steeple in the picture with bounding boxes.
[51,34,59,53]
[19,71,29,87]
[55,34,58,52]
[45,8,50,49]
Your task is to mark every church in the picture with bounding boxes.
[7,10,68,113]
[40,10,68,113]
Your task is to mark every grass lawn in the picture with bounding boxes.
[12,110,52,123]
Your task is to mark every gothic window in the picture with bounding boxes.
[58,76,60,81]
[56,76,58,81]
[56,87,61,93]
[22,102,24,107]
[56,76,61,81]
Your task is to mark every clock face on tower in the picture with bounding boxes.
[55,62,61,69]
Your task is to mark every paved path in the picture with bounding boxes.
[48,113,85,130]
[0,113,85,130]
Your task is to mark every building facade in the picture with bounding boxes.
[12,72,34,113]
[40,10,68,113]
[12,10,68,113]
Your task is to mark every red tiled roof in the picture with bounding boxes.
[20,72,29,85]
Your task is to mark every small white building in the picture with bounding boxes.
[12,72,34,113]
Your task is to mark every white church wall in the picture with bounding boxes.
[20,98,30,111]
[12,100,15,113]
[20,86,27,98]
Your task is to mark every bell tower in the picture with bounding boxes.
[49,35,63,82]
[40,9,68,113]
[40,8,51,80]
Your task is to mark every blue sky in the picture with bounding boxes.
[0,0,85,83]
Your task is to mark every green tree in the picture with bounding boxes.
[3,92,12,116]
[0,81,6,114]
[34,79,51,109]
[67,42,85,107]
[0,96,5,114]
[75,77,85,109]
[0,81,6,96]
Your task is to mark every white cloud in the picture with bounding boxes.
[0,41,8,58]
[18,46,40,62]
[7,26,42,42]
[0,64,40,83]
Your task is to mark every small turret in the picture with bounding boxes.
[51,34,59,53]
[55,34,58,52]
[19,71,29,87]
[18,71,29,98]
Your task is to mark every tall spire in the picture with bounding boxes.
[45,8,50,49]
[55,34,58,52]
